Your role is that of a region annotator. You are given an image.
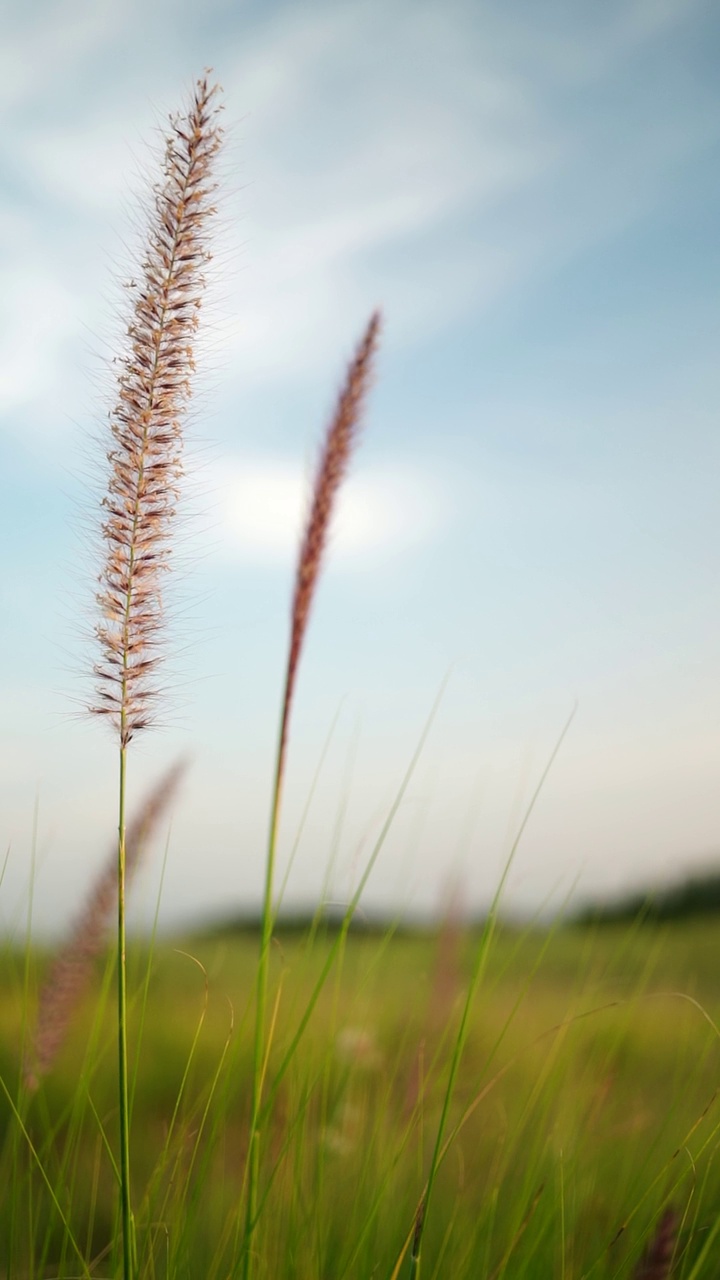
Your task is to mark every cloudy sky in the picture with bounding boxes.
[2,0,720,937]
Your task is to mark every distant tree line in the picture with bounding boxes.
[575,868,720,924]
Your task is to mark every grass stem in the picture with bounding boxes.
[241,314,381,1280]
[408,704,577,1278]
[117,743,135,1280]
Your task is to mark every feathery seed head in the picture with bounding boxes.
[25,760,188,1091]
[279,311,381,766]
[633,1207,679,1279]
[93,76,223,746]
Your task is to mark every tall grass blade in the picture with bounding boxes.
[407,705,577,1278]
[91,73,223,1280]
[242,311,381,1280]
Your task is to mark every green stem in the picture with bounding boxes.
[241,672,289,1280]
[240,676,448,1278]
[117,743,135,1280]
[408,704,577,1278]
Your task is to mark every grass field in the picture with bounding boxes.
[5,70,717,1280]
[2,916,720,1277]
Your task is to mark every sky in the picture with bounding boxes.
[2,0,720,938]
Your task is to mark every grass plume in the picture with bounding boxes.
[25,760,188,1092]
[91,73,223,1280]
[279,310,382,780]
[93,74,223,744]
[242,310,382,1279]
[634,1207,679,1279]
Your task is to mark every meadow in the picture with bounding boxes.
[3,71,718,1279]
[2,918,720,1276]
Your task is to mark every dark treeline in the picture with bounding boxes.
[574,868,720,925]
[185,868,720,938]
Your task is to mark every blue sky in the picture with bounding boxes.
[2,0,720,936]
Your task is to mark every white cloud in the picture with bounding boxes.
[0,0,123,113]
[1,0,717,442]
[206,455,442,564]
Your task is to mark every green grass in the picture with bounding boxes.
[2,917,720,1277]
[7,69,718,1280]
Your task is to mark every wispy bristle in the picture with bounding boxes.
[279,311,381,771]
[25,760,188,1090]
[633,1207,679,1279]
[93,75,223,746]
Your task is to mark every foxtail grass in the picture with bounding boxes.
[5,66,713,1280]
[25,759,187,1092]
[634,1206,679,1278]
[91,74,222,1280]
[242,311,381,1279]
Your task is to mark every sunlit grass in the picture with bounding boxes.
[2,918,720,1276]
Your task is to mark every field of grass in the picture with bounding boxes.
[5,68,717,1280]
[2,917,720,1277]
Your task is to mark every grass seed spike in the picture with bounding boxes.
[92,74,223,1280]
